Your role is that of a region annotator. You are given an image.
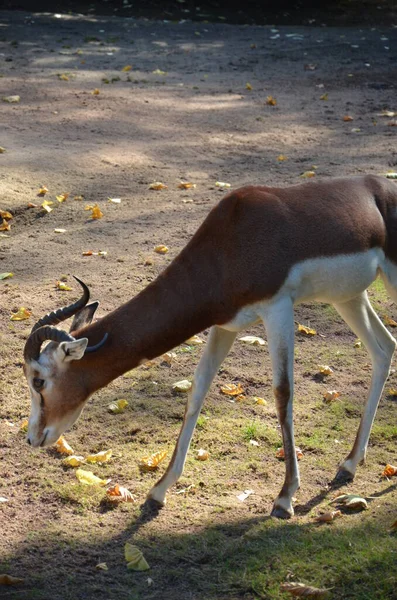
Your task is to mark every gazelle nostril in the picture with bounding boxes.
[27,437,31,445]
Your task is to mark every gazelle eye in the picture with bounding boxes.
[33,378,44,391]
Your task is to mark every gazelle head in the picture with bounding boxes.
[23,278,108,447]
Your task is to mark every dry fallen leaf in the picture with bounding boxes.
[149,182,168,190]
[277,154,288,161]
[54,228,66,234]
[2,95,20,103]
[215,181,231,188]
[298,324,316,336]
[41,200,54,213]
[220,383,244,396]
[266,95,277,106]
[0,146,6,153]
[75,468,110,486]
[0,219,11,231]
[74,195,85,201]
[154,245,169,254]
[92,89,100,95]
[54,435,74,456]
[300,171,316,178]
[0,574,24,586]
[343,115,354,121]
[96,563,108,571]
[276,446,303,460]
[108,399,129,414]
[86,449,112,464]
[106,483,136,503]
[323,390,340,403]
[0,210,12,220]
[382,464,397,478]
[330,493,368,510]
[0,272,13,280]
[125,543,150,571]
[108,197,121,203]
[178,182,196,189]
[62,455,85,468]
[237,489,254,501]
[85,204,103,219]
[138,450,168,472]
[238,335,266,346]
[253,396,267,405]
[152,69,167,75]
[315,510,342,523]
[319,93,328,101]
[185,334,204,345]
[58,73,69,81]
[10,307,32,321]
[384,315,397,327]
[354,339,362,348]
[386,173,397,179]
[388,388,397,397]
[0,497,8,503]
[122,65,132,72]
[37,186,49,196]
[56,281,73,291]
[280,581,330,598]
[172,379,192,393]
[318,365,333,376]
[246,82,253,90]
[19,419,28,433]
[196,448,209,461]
[56,193,69,203]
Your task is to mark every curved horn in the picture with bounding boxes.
[24,325,76,362]
[31,277,90,334]
[85,332,109,353]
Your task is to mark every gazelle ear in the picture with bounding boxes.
[57,338,88,362]
[69,302,99,333]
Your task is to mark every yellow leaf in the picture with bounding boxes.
[0,146,6,153]
[384,315,397,327]
[85,204,103,219]
[58,73,69,81]
[172,379,192,393]
[154,244,169,254]
[56,193,69,203]
[343,115,354,121]
[178,181,196,189]
[106,483,136,503]
[382,464,397,478]
[0,574,24,586]
[96,563,108,570]
[266,95,277,106]
[0,272,13,280]
[215,181,231,188]
[388,388,397,397]
[323,390,340,403]
[298,323,316,336]
[125,543,150,571]
[185,334,203,345]
[75,468,110,486]
[108,399,129,414]
[54,435,74,455]
[74,195,85,201]
[0,219,11,231]
[277,154,287,161]
[280,582,331,598]
[10,307,32,321]
[56,281,73,291]
[246,82,252,90]
[220,383,244,396]
[149,182,168,190]
[354,339,362,348]
[315,510,342,523]
[196,448,209,461]
[62,455,85,468]
[152,69,167,75]
[0,210,12,220]
[300,171,316,178]
[330,493,368,510]
[37,186,49,196]
[108,197,121,203]
[85,449,112,464]
[92,89,100,95]
[319,93,328,101]
[2,95,20,103]
[41,200,54,213]
[253,396,267,406]
[19,419,28,433]
[138,450,168,472]
[318,365,333,376]
[238,335,266,346]
[54,228,67,233]
[122,65,132,72]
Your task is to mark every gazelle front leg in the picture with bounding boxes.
[148,326,237,505]
[261,298,299,519]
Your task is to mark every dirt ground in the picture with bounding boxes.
[0,6,396,600]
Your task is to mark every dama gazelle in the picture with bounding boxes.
[24,175,397,518]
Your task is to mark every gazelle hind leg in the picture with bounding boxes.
[260,297,299,519]
[148,326,236,505]
[333,291,396,480]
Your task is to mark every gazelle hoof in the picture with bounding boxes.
[333,467,355,484]
[147,488,166,507]
[271,504,293,519]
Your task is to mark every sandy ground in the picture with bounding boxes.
[0,8,396,600]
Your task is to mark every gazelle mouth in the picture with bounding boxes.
[39,430,49,447]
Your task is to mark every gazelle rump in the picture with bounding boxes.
[24,174,397,518]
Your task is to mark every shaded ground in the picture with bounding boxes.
[0,7,396,600]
